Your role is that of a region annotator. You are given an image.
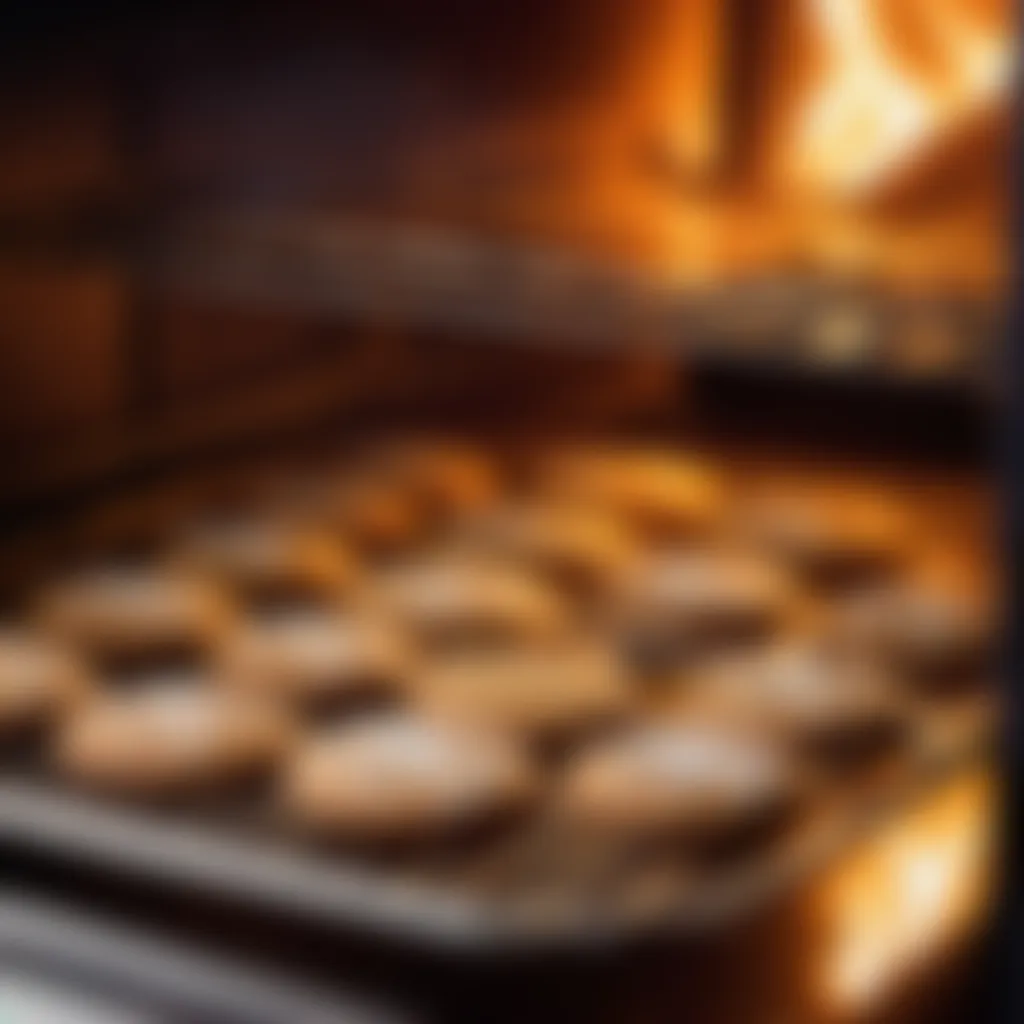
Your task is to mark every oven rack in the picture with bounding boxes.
[151,213,997,393]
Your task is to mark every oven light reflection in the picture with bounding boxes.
[817,769,994,1015]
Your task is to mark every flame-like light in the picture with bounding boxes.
[818,769,995,1013]
[792,0,1012,195]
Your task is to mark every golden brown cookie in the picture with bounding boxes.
[538,448,725,542]
[828,583,994,689]
[280,714,537,844]
[373,556,570,650]
[177,516,359,604]
[413,642,631,746]
[743,488,910,587]
[54,684,291,800]
[684,644,910,766]
[0,630,92,740]
[458,503,640,599]
[329,476,431,557]
[559,722,796,846]
[609,549,793,668]
[354,439,500,522]
[37,567,233,668]
[218,608,415,711]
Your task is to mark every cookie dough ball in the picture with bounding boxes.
[687,644,909,766]
[0,631,91,739]
[54,685,291,800]
[414,642,631,746]
[538,448,725,542]
[218,609,415,711]
[829,583,994,689]
[560,723,796,846]
[459,503,639,599]
[374,557,570,650]
[37,567,233,668]
[177,516,359,605]
[744,488,910,587]
[611,550,793,669]
[280,714,537,844]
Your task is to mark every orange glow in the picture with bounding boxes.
[791,0,1012,196]
[816,768,996,1015]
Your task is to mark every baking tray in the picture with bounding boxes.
[0,438,997,954]
[0,889,410,1024]
[0,690,993,954]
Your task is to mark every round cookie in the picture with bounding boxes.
[329,476,431,557]
[413,642,631,747]
[685,644,910,767]
[239,468,428,560]
[610,549,793,670]
[280,714,537,844]
[743,488,910,587]
[459,502,639,599]
[0,630,91,740]
[828,583,993,689]
[559,722,796,846]
[218,608,415,711]
[177,515,359,605]
[353,439,500,523]
[37,567,233,668]
[54,684,291,800]
[373,556,570,650]
[538,448,725,542]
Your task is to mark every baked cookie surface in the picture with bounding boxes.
[559,722,796,843]
[743,489,910,587]
[538,448,725,541]
[413,641,631,745]
[37,566,233,667]
[280,714,536,843]
[374,556,570,649]
[177,516,359,604]
[218,608,414,710]
[458,502,639,598]
[54,684,291,799]
[684,644,910,766]
[0,630,91,738]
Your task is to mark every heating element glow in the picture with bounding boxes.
[792,0,1011,196]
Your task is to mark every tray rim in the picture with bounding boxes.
[0,729,991,955]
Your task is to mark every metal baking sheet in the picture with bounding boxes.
[0,697,991,953]
[0,443,995,953]
[0,889,411,1024]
